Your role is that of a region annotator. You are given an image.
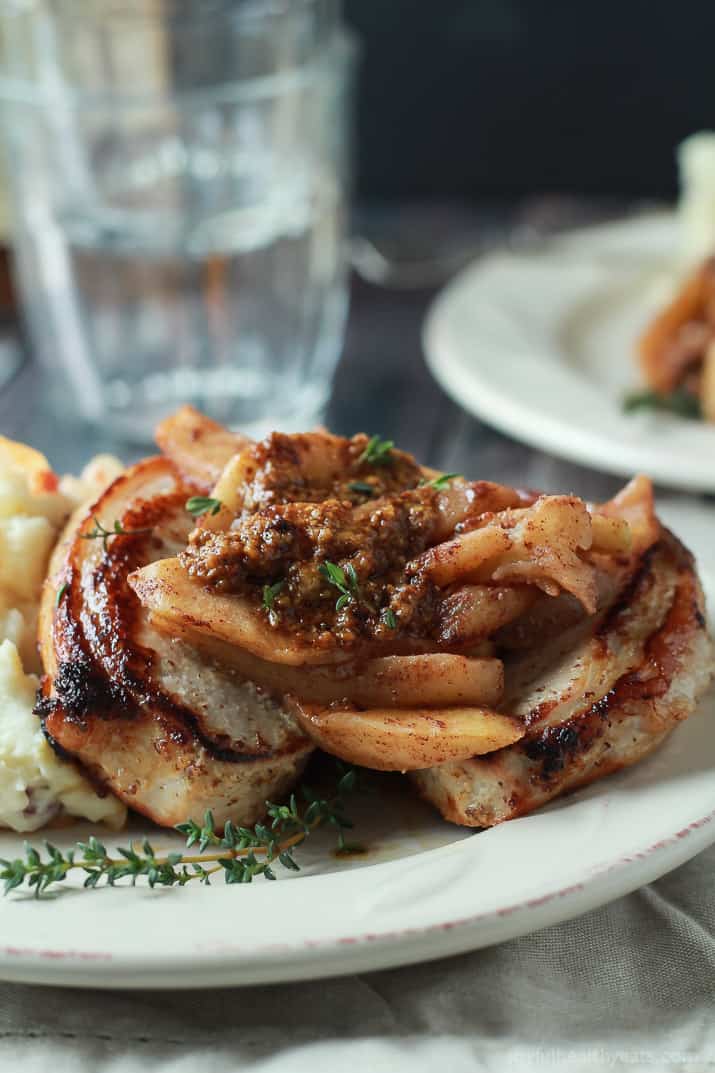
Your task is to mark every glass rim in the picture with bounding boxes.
[0,27,358,108]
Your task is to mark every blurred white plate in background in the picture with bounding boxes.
[423,212,715,491]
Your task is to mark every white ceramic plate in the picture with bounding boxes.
[0,504,712,991]
[424,212,715,491]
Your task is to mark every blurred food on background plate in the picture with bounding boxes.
[634,132,715,421]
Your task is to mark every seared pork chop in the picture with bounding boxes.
[128,421,713,824]
[47,411,709,833]
[38,458,313,828]
[411,531,712,826]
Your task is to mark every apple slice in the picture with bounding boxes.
[155,405,250,491]
[130,557,357,665]
[290,700,524,771]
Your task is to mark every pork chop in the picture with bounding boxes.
[410,531,712,825]
[37,457,313,828]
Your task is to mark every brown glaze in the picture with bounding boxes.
[183,491,442,645]
[217,431,425,511]
[182,432,442,645]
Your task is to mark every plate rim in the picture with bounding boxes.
[0,763,712,989]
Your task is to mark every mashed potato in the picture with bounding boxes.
[0,437,126,831]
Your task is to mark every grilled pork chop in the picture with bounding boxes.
[128,420,713,827]
[36,407,713,833]
[37,457,313,828]
[411,531,712,825]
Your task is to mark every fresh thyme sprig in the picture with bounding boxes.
[0,764,361,898]
[81,517,153,551]
[381,608,397,629]
[359,435,394,466]
[319,560,360,611]
[186,496,222,517]
[421,472,461,490]
[623,388,701,419]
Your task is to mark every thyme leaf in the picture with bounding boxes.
[55,582,68,608]
[0,763,362,897]
[81,517,153,552]
[262,580,284,612]
[421,472,462,490]
[359,435,394,466]
[186,496,222,517]
[381,608,397,629]
[319,560,360,612]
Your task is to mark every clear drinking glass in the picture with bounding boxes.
[0,0,352,441]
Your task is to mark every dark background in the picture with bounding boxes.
[344,1,715,201]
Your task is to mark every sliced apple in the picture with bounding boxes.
[155,405,250,492]
[339,653,504,709]
[290,700,524,771]
[130,557,355,665]
[597,475,659,557]
[143,632,504,711]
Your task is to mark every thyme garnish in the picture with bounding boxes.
[381,608,397,630]
[359,435,394,466]
[262,580,284,613]
[347,481,375,496]
[623,389,701,419]
[0,764,361,897]
[422,472,461,490]
[186,496,222,517]
[55,582,68,608]
[319,560,360,611]
[81,517,153,551]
